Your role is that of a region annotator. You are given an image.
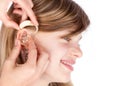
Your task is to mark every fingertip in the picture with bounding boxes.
[30,17,39,26]
[26,11,39,26]
[2,14,19,30]
[7,39,21,65]
[7,21,19,30]
[13,23,20,30]
[34,20,39,26]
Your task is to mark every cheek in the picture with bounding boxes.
[38,40,69,61]
[48,43,69,59]
[57,43,69,53]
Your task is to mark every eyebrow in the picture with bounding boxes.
[58,29,83,39]
[72,34,82,41]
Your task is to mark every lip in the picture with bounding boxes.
[60,59,75,71]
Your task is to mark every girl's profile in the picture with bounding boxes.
[0,0,90,86]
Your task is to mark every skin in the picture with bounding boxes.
[0,0,84,86]
[0,29,83,86]
[0,0,38,29]
[29,29,83,86]
[0,34,49,86]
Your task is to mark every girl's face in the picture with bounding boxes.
[34,29,82,83]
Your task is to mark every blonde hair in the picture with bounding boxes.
[0,0,90,86]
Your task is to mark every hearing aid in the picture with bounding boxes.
[18,20,38,45]
[19,20,38,33]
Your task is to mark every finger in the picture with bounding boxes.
[1,13,20,30]
[21,11,28,22]
[3,20,19,30]
[13,0,33,8]
[6,39,21,67]
[24,7,38,26]
[33,55,49,80]
[13,9,23,15]
[25,37,37,66]
[13,3,21,8]
[13,0,38,26]
[27,0,34,8]
[36,52,49,74]
[13,9,30,22]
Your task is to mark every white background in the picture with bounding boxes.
[72,0,120,86]
[0,0,120,86]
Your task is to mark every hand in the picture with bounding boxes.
[0,38,49,86]
[0,0,38,30]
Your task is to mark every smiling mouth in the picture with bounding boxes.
[60,60,75,71]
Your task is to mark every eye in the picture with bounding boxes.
[63,36,71,42]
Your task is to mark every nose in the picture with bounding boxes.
[69,44,83,58]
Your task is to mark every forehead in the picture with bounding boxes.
[49,29,75,37]
[37,26,82,38]
[56,26,80,35]
[50,29,82,38]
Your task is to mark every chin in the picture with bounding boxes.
[52,74,71,83]
[59,79,71,83]
[52,79,71,84]
[61,77,71,83]
[45,66,72,83]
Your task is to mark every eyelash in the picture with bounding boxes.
[63,37,71,42]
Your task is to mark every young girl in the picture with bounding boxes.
[0,0,90,86]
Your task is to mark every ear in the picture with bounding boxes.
[16,29,30,64]
[16,29,30,46]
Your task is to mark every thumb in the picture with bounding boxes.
[6,39,21,67]
[1,13,20,30]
